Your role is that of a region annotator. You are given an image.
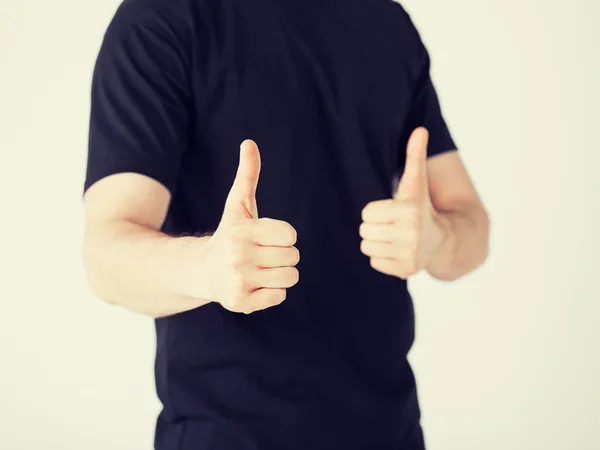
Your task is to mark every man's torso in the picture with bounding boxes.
[106,0,429,448]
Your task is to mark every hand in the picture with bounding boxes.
[200,140,300,314]
[359,128,445,279]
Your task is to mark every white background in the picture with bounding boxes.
[1,0,598,449]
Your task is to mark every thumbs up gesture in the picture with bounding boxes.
[359,128,445,279]
[202,140,300,314]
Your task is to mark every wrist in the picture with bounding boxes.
[176,234,214,303]
[426,210,456,275]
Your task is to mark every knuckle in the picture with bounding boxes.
[228,295,244,311]
[395,264,409,278]
[286,225,297,245]
[361,208,371,222]
[360,240,369,253]
[229,248,248,269]
[361,201,377,219]
[268,289,287,306]
[292,247,301,265]
[232,271,251,293]
[288,268,300,285]
[240,278,253,292]
[358,223,367,238]
[241,306,255,315]
[277,289,287,303]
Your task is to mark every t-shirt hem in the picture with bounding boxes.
[83,160,178,196]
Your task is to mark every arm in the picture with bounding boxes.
[359,128,489,281]
[425,149,489,281]
[359,5,489,280]
[83,142,299,318]
[83,173,211,318]
[82,4,208,318]
[84,5,297,318]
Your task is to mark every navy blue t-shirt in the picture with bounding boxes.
[85,0,456,448]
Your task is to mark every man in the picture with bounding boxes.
[83,0,489,448]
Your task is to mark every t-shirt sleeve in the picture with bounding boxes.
[84,3,192,195]
[399,12,457,159]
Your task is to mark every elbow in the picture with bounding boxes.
[464,209,491,276]
[479,208,491,266]
[434,274,461,283]
[465,208,491,274]
[83,242,118,307]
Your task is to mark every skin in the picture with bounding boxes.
[360,127,489,281]
[83,130,489,317]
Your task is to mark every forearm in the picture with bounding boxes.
[83,220,212,318]
[426,205,490,281]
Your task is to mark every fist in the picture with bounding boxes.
[201,140,300,314]
[359,128,444,279]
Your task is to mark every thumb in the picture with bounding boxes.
[223,139,261,220]
[396,127,429,201]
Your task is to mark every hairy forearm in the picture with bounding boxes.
[426,205,490,281]
[83,220,212,318]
